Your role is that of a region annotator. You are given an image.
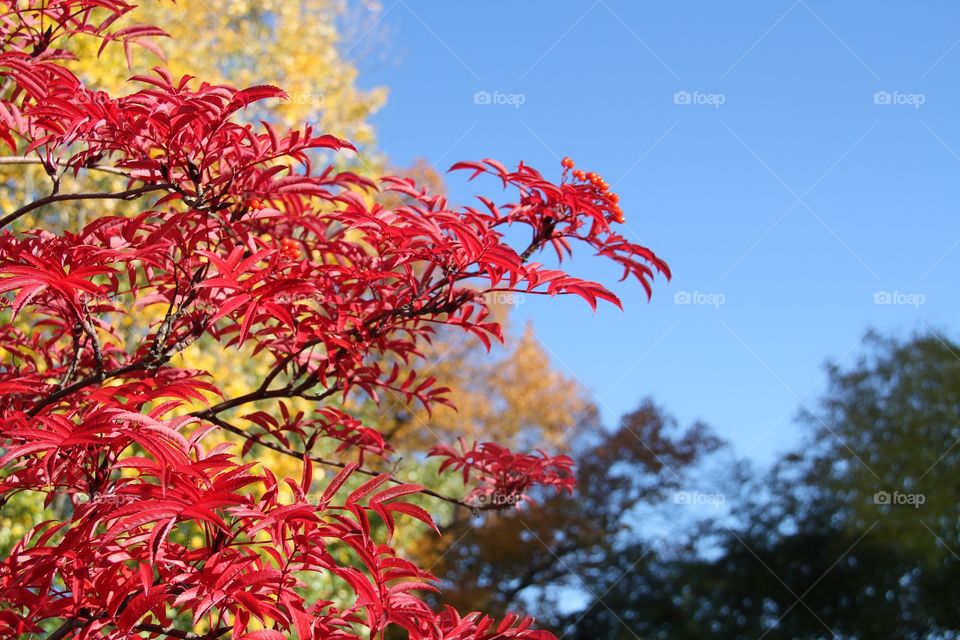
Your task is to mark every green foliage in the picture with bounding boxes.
[799,330,960,559]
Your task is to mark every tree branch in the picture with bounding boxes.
[204,414,498,513]
[46,618,87,640]
[0,182,173,228]
[28,361,145,417]
[27,327,201,417]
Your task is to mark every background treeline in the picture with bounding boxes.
[427,331,960,640]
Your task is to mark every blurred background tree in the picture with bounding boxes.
[71,0,387,144]
[0,0,388,223]
[798,331,960,560]
[426,401,724,622]
[544,332,960,639]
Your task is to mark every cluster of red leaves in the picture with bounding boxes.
[428,440,575,508]
[0,1,668,638]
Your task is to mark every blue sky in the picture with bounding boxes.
[352,1,960,466]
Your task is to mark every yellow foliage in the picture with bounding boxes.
[382,311,593,454]
[1,1,387,226]
[67,0,386,145]
[458,324,587,446]
[1,2,389,536]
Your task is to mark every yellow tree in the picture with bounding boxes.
[0,0,387,561]
[69,0,388,463]
[70,0,386,143]
[1,0,387,221]
[379,316,592,452]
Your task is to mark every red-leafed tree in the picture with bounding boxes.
[0,2,669,638]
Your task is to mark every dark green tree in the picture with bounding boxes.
[567,331,960,639]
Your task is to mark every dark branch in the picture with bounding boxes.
[204,414,498,513]
[47,618,87,640]
[0,183,173,228]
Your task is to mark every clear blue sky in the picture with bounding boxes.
[352,1,960,465]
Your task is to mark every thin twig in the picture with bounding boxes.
[0,183,173,228]
[204,414,495,513]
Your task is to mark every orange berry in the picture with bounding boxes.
[561,156,575,169]
[248,198,263,210]
[281,238,300,259]
[573,170,586,181]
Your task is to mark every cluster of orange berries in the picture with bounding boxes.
[280,237,300,260]
[244,198,301,259]
[561,157,625,224]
